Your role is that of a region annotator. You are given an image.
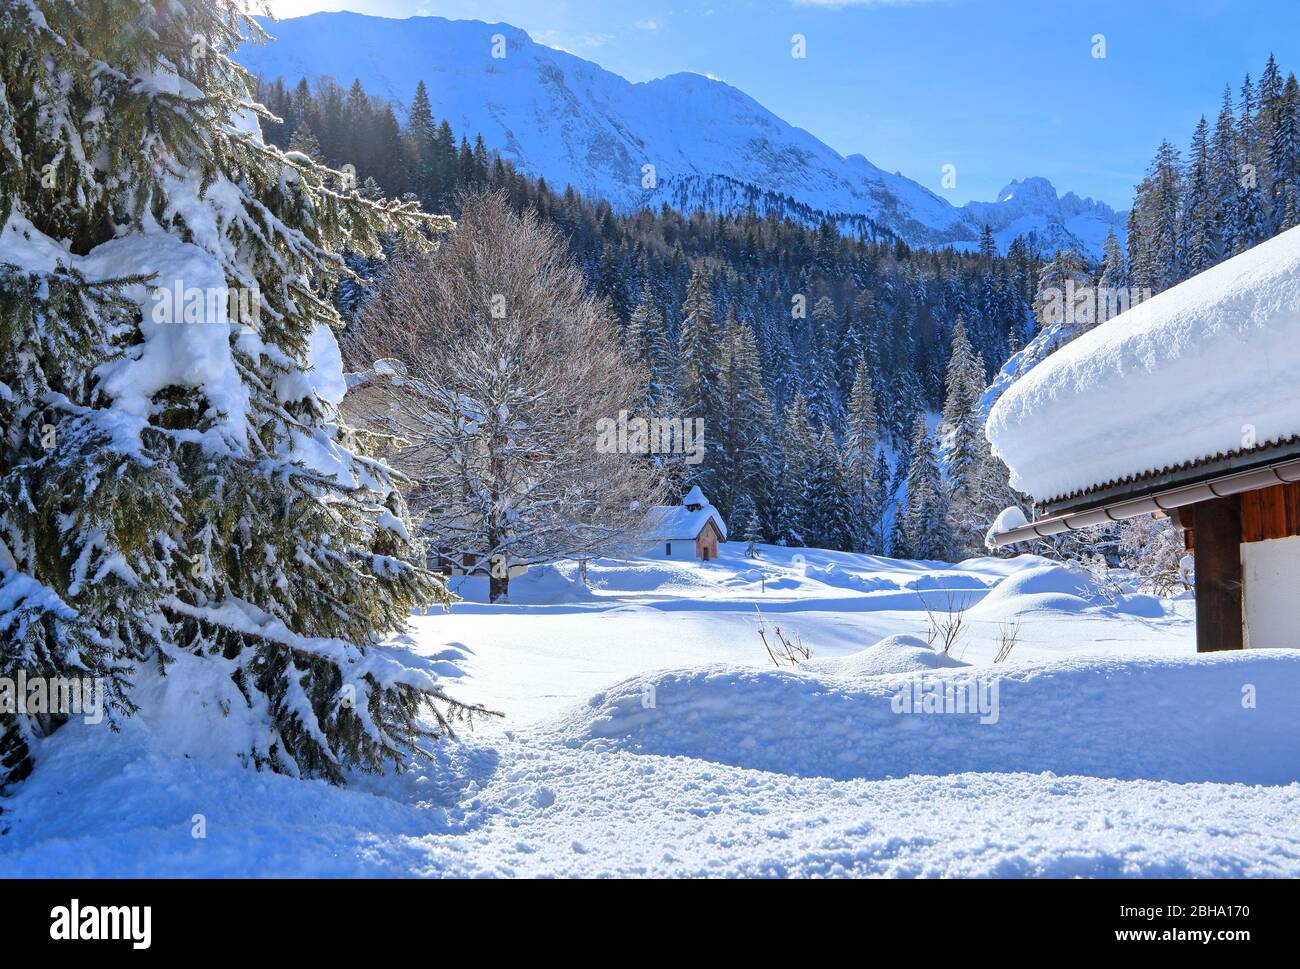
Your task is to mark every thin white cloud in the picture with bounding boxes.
[635,18,659,31]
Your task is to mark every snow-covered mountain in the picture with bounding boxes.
[237,12,1126,257]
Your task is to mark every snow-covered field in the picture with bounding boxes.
[4,544,1298,878]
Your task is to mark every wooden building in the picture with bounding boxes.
[993,447,1300,651]
[645,486,728,561]
[1182,474,1300,650]
[986,226,1300,652]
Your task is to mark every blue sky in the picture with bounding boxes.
[262,0,1300,209]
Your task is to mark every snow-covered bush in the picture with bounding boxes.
[1058,517,1189,600]
[1116,515,1190,597]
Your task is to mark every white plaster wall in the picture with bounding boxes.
[1242,535,1300,649]
[649,541,690,559]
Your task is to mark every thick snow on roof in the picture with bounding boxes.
[987,225,1300,504]
[645,503,727,542]
[683,485,707,506]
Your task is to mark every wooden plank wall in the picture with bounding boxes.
[1240,480,1300,543]
[1182,480,1300,549]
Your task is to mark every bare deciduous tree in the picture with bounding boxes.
[356,192,663,601]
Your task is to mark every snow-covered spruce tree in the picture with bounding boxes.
[627,278,675,411]
[404,81,437,207]
[1033,249,1093,331]
[805,296,839,430]
[356,192,661,603]
[938,320,983,469]
[741,502,763,558]
[1183,116,1222,277]
[678,264,726,500]
[1128,141,1184,291]
[887,499,909,559]
[807,426,852,551]
[595,242,633,330]
[774,393,815,547]
[1207,87,1240,260]
[1268,74,1300,232]
[287,120,323,160]
[939,320,989,557]
[842,354,882,551]
[868,450,892,554]
[1097,228,1128,304]
[833,292,869,395]
[719,309,772,525]
[902,415,952,561]
[0,0,483,790]
[1235,74,1270,253]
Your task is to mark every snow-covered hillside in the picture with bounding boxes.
[236,12,1126,257]
[6,544,1298,878]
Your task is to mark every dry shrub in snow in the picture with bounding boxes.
[756,611,811,668]
[920,590,972,655]
[994,620,1021,663]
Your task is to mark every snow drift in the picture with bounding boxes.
[3,547,1289,878]
[546,644,1300,785]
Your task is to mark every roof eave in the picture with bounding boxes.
[1041,438,1300,517]
[990,450,1300,548]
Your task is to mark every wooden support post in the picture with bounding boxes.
[1190,496,1244,652]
